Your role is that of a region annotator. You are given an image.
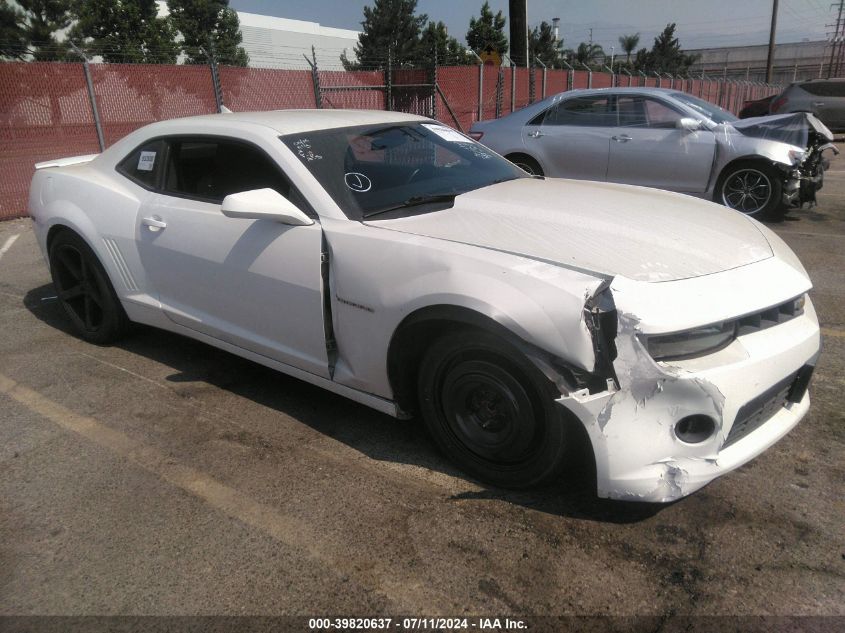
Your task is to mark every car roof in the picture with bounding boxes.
[551,86,687,98]
[146,109,430,136]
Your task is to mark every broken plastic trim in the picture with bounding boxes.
[583,284,619,391]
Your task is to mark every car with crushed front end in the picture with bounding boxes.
[28,110,820,502]
[469,87,837,219]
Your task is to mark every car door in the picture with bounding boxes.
[135,136,329,378]
[521,95,615,180]
[606,95,716,193]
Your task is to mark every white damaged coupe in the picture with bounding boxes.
[28,110,821,502]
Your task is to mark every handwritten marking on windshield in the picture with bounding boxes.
[344,172,372,192]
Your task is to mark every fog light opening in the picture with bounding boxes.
[674,415,716,444]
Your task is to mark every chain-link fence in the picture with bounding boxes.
[0,57,781,220]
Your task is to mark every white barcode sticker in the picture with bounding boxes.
[421,123,470,143]
[137,151,156,172]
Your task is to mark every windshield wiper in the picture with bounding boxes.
[363,193,458,219]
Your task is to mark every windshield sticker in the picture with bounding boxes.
[293,138,322,162]
[137,151,156,172]
[344,172,372,193]
[421,123,470,144]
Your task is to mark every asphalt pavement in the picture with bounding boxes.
[0,156,843,624]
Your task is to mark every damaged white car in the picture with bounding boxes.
[469,87,838,219]
[28,110,820,502]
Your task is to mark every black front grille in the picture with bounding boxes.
[723,368,810,449]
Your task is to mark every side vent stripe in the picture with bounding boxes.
[102,238,138,291]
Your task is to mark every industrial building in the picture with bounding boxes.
[687,40,832,84]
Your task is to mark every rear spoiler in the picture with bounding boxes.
[34,154,99,170]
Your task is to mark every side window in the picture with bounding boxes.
[543,96,615,127]
[117,140,165,189]
[643,98,683,128]
[617,96,683,128]
[801,81,845,97]
[616,96,648,127]
[163,138,291,203]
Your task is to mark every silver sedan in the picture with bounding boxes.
[469,87,836,218]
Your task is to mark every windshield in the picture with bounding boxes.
[281,122,527,220]
[671,92,738,124]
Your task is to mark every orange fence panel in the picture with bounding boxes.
[0,61,784,220]
[0,62,99,219]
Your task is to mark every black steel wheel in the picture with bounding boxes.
[49,231,129,344]
[418,330,569,488]
[716,160,783,218]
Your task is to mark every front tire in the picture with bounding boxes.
[49,230,129,344]
[715,160,783,218]
[418,330,569,488]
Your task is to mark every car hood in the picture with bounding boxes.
[364,179,774,282]
[727,112,834,146]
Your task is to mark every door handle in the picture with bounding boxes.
[142,216,167,231]
[813,101,825,107]
[611,134,632,142]
[527,130,544,138]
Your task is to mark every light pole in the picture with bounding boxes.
[610,46,615,72]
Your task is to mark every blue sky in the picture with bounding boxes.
[229,0,831,52]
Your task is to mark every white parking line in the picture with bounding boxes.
[0,372,450,612]
[0,234,20,262]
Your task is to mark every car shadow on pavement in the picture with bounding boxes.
[24,283,666,525]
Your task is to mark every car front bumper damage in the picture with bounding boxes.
[556,274,820,503]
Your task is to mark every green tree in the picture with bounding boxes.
[71,0,178,64]
[167,0,248,66]
[0,1,27,59]
[632,47,651,71]
[617,32,639,64]
[418,19,466,66]
[466,1,507,56]
[344,0,427,70]
[6,0,74,60]
[646,23,697,73]
[528,20,563,68]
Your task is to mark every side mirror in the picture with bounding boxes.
[677,117,702,132]
[221,188,314,226]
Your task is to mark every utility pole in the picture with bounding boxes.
[508,0,528,67]
[829,0,845,77]
[765,0,779,83]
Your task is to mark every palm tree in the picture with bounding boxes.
[618,33,640,63]
[571,41,604,66]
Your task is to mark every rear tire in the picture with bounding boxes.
[48,231,130,344]
[715,160,783,219]
[418,330,569,488]
[507,154,544,177]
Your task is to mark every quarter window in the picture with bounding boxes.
[117,140,165,189]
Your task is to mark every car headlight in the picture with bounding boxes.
[640,295,806,361]
[642,322,736,361]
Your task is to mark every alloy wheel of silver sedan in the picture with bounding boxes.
[722,168,772,215]
[717,161,783,218]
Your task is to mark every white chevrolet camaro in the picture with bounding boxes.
[28,110,821,502]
